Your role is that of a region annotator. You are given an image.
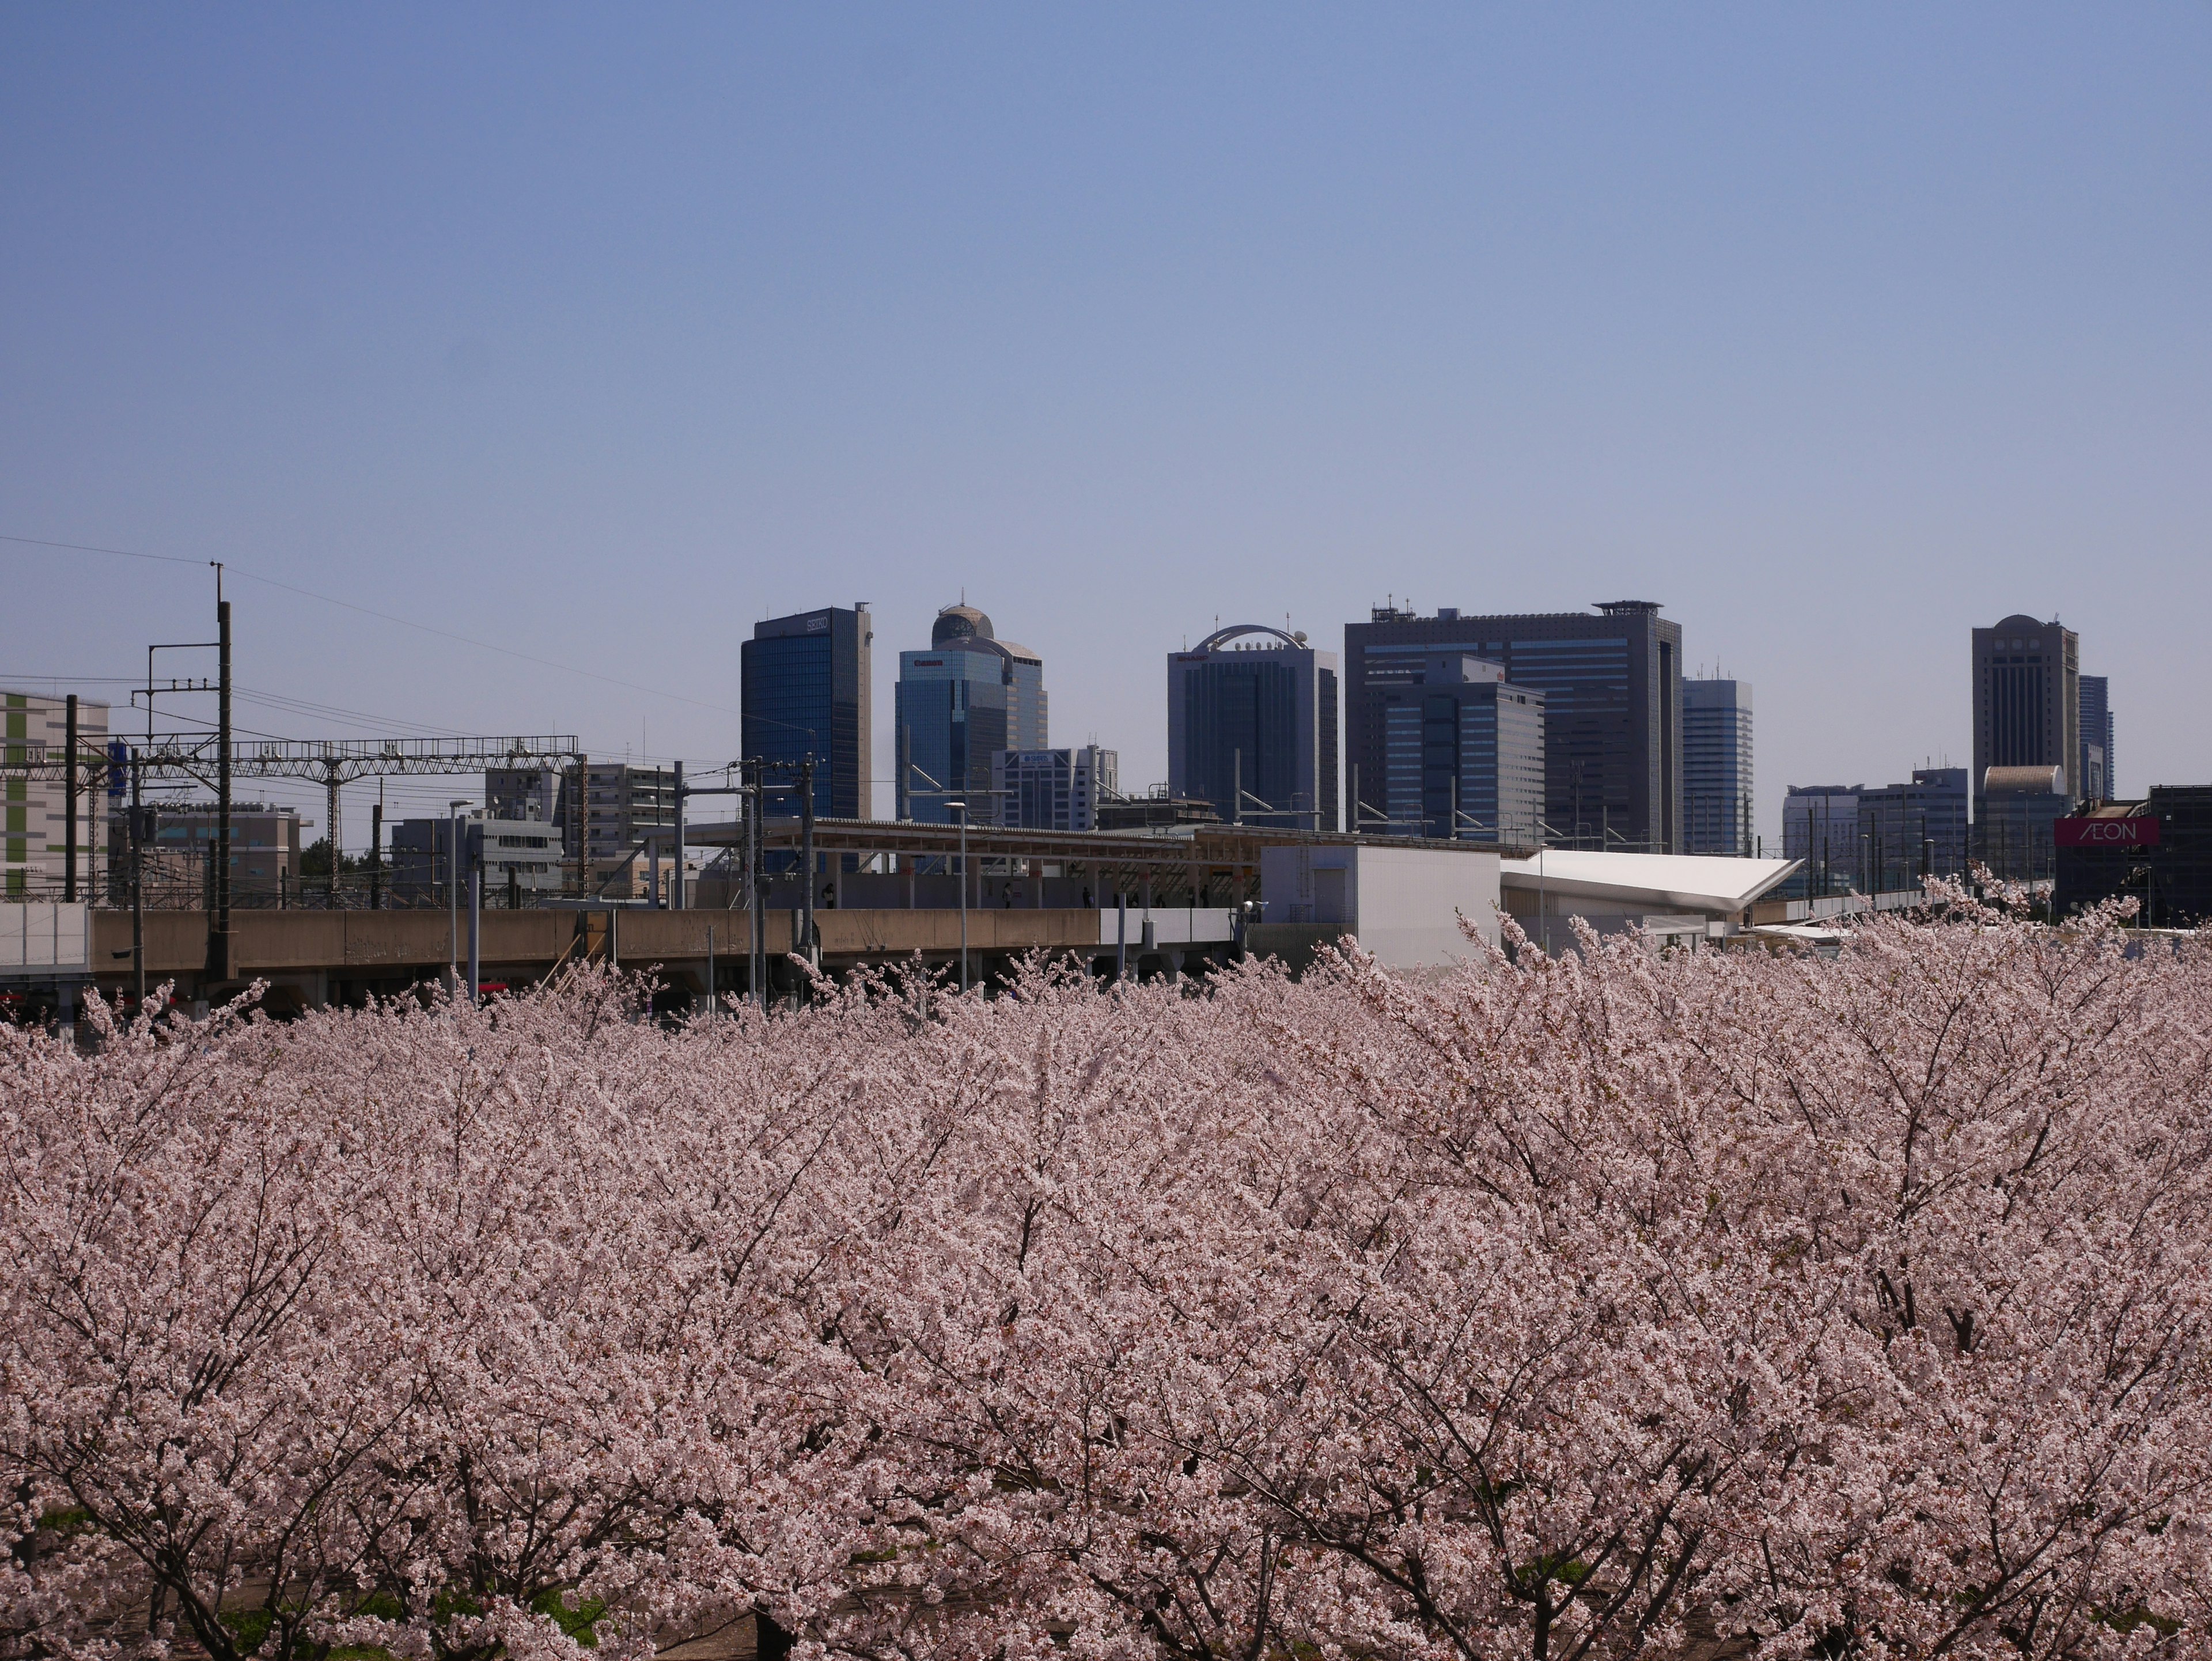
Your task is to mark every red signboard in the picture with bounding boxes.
[2054,816,2161,849]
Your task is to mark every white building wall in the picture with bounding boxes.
[1260,842,1502,967]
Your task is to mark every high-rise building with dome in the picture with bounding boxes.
[1972,614,2080,819]
[895,604,1046,824]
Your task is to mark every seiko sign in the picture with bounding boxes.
[2054,816,2161,849]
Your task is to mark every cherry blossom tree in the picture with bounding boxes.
[3,900,2209,1661]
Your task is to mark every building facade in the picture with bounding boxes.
[390,814,566,903]
[992,746,1118,833]
[1855,767,1969,890]
[2054,788,2211,928]
[3,690,109,899]
[1166,625,1339,831]
[484,766,574,854]
[2078,674,2113,803]
[895,605,1046,825]
[1783,786,1862,896]
[1975,764,2070,882]
[1681,678,1753,856]
[741,605,873,822]
[1972,614,2080,820]
[1368,655,1544,844]
[584,762,675,871]
[128,803,305,907]
[1344,602,1685,852]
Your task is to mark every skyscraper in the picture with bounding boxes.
[1343,602,1685,852]
[1166,624,1338,831]
[741,605,874,821]
[993,746,1118,833]
[2078,674,2114,802]
[1682,678,1753,856]
[1367,655,1543,843]
[896,604,1044,824]
[1972,614,2080,820]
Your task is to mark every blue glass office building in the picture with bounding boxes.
[1372,656,1544,843]
[740,606,873,820]
[1683,677,1753,855]
[1167,625,1339,831]
[895,605,1046,824]
[1345,601,1685,852]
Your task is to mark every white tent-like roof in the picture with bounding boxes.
[1498,849,1802,917]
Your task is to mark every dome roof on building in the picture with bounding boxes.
[933,605,995,646]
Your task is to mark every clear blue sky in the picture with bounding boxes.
[5,6,2206,846]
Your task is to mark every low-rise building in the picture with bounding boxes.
[585,762,675,875]
[1975,765,2069,883]
[389,814,566,904]
[124,801,306,906]
[1783,785,1862,896]
[2053,786,2212,926]
[1094,792,1220,833]
[2,690,110,900]
[1261,839,1504,963]
[485,766,574,854]
[1856,767,1969,888]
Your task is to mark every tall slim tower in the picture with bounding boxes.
[1682,678,1753,855]
[741,604,874,820]
[1166,625,1339,831]
[2078,674,2113,802]
[1972,614,2080,818]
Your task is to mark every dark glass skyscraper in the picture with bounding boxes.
[1369,654,1543,843]
[741,605,873,820]
[1344,602,1685,852]
[1166,625,1338,831]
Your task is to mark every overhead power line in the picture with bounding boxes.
[2,531,744,718]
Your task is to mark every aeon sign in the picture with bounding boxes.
[2054,816,2162,849]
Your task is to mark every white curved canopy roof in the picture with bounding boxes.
[1499,849,1802,914]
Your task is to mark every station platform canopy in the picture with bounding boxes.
[1500,849,1802,920]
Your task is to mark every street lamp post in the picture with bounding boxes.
[447,799,468,994]
[948,800,968,993]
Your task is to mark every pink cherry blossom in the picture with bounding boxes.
[2,894,2207,1661]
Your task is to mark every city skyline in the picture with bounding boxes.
[4,8,2206,852]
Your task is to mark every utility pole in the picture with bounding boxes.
[447,799,467,992]
[798,756,816,995]
[325,770,341,906]
[1232,750,1241,826]
[63,695,78,903]
[954,798,968,994]
[748,761,765,1010]
[130,753,145,1012]
[370,794,382,909]
[211,577,234,983]
[671,759,685,911]
[466,821,480,1004]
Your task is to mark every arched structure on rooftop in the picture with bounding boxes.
[1191,623,1306,653]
